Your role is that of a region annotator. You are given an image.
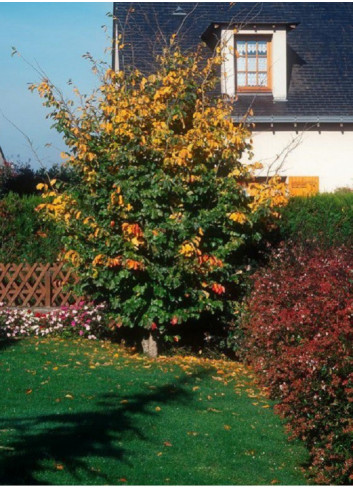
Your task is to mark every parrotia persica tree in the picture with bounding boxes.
[32,39,287,354]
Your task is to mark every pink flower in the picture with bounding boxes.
[71,321,76,326]
[79,330,84,336]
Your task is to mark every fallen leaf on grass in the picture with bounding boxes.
[245,449,255,456]
[157,452,163,456]
[262,404,270,409]
[163,441,172,447]
[119,478,127,482]
[207,408,221,413]
[65,394,74,399]
[155,406,161,412]
[224,425,231,431]
[271,480,280,484]
[187,431,198,436]
[26,389,32,395]
[55,464,64,470]
[53,367,58,371]
[192,386,200,391]
[120,399,129,404]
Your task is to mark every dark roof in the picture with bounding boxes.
[113,2,353,120]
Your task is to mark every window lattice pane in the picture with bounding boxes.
[248,57,257,71]
[258,41,267,54]
[236,41,246,55]
[258,57,267,71]
[237,57,246,71]
[237,72,246,86]
[248,72,257,86]
[247,41,257,54]
[258,73,268,86]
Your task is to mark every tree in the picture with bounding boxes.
[32,40,287,356]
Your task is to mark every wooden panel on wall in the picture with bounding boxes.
[288,176,319,197]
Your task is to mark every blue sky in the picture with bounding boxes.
[0,2,112,168]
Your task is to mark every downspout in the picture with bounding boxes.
[112,4,119,71]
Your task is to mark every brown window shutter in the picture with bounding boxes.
[288,176,319,197]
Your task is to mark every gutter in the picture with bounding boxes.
[231,115,353,124]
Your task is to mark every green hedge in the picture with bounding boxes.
[0,193,63,263]
[278,192,353,247]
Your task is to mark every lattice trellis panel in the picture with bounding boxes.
[0,263,81,307]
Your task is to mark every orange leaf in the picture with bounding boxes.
[224,425,231,431]
[55,464,64,470]
[163,441,172,447]
[26,389,32,395]
[155,406,161,412]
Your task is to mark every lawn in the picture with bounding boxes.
[0,338,308,485]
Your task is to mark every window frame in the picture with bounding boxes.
[235,35,272,93]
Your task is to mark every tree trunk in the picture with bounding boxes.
[141,333,158,358]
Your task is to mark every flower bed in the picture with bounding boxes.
[0,301,106,340]
[244,245,353,484]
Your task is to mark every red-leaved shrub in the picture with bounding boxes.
[244,244,353,484]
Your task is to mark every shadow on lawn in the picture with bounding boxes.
[0,370,205,485]
[0,338,19,352]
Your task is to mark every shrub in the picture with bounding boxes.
[31,42,286,350]
[0,161,79,197]
[0,192,63,263]
[0,301,106,340]
[243,244,353,484]
[278,192,353,247]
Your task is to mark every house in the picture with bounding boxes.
[112,2,353,194]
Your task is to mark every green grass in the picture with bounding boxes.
[0,338,309,485]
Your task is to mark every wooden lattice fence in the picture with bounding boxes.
[0,263,80,308]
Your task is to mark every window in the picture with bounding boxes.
[236,37,271,92]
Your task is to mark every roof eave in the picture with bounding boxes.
[231,115,353,124]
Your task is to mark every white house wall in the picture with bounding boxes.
[246,127,353,192]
